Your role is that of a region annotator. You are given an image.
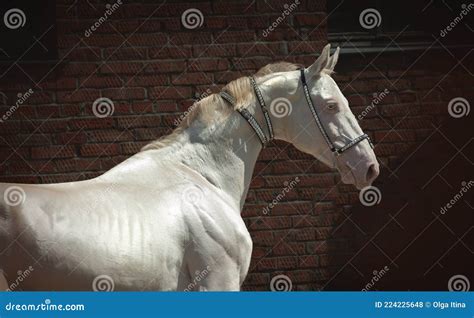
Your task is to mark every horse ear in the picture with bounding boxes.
[328,46,340,71]
[307,44,331,76]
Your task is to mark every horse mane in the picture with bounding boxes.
[141,61,301,151]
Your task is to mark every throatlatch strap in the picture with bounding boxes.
[248,76,274,141]
[219,91,268,146]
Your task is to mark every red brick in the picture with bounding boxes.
[80,143,119,157]
[31,146,75,159]
[121,142,148,154]
[294,14,326,27]
[171,73,213,85]
[56,89,100,103]
[214,1,255,14]
[131,102,154,113]
[146,60,186,73]
[61,63,99,76]
[115,115,161,129]
[54,158,102,172]
[100,62,145,75]
[68,118,114,130]
[149,86,192,100]
[39,78,77,90]
[193,44,236,57]
[126,33,168,47]
[169,33,213,45]
[80,76,124,88]
[187,59,229,72]
[104,47,147,60]
[83,35,127,47]
[149,46,192,59]
[62,48,102,61]
[102,88,146,100]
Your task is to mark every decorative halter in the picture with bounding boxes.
[219,76,274,146]
[299,69,373,156]
[219,69,374,155]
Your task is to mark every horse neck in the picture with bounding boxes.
[174,104,265,210]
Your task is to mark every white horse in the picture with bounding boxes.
[0,44,379,291]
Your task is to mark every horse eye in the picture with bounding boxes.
[326,103,338,111]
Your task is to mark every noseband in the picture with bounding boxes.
[219,69,374,156]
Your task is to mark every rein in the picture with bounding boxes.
[219,70,374,155]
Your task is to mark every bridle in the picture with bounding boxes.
[219,69,374,156]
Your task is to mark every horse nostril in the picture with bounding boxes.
[365,163,379,183]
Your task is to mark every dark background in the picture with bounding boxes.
[0,0,472,290]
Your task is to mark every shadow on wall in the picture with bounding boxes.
[326,113,473,291]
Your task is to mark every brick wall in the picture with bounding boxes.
[0,0,472,291]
